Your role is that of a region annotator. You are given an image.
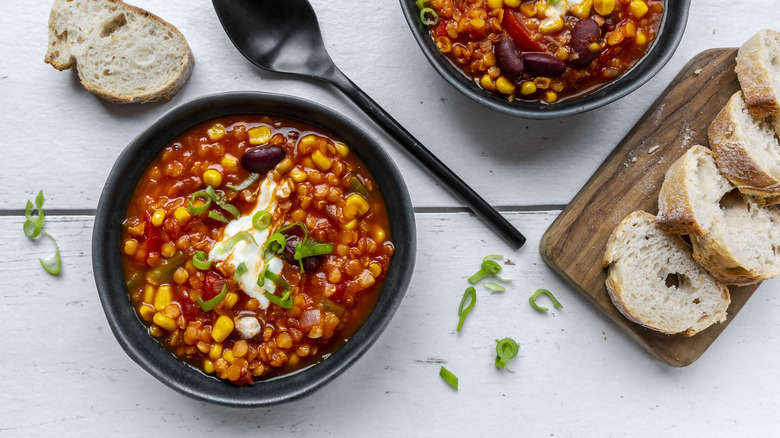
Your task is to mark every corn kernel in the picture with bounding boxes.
[123,239,139,255]
[203,169,222,188]
[519,2,537,17]
[470,18,485,30]
[224,292,239,309]
[344,218,358,230]
[221,154,239,172]
[223,349,236,364]
[588,42,602,53]
[371,225,386,243]
[594,0,614,15]
[487,0,503,9]
[346,194,370,216]
[151,209,165,227]
[543,91,558,103]
[248,126,272,145]
[504,0,520,7]
[211,315,234,343]
[480,74,496,91]
[174,206,191,224]
[153,312,177,332]
[495,76,515,95]
[154,285,173,311]
[207,123,226,141]
[276,157,293,174]
[209,343,223,360]
[203,359,215,374]
[570,0,592,18]
[312,150,332,171]
[143,284,156,305]
[628,0,648,18]
[298,134,319,153]
[290,167,307,182]
[138,304,155,321]
[540,16,564,34]
[635,31,647,46]
[520,81,537,95]
[533,77,552,89]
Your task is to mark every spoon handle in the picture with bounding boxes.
[327,69,526,250]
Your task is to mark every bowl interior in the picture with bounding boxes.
[92,92,416,407]
[400,0,691,119]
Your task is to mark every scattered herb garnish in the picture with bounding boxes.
[187,190,212,215]
[215,230,258,255]
[529,289,563,312]
[192,251,212,270]
[265,290,294,309]
[198,284,227,312]
[483,282,506,292]
[22,191,61,275]
[420,7,439,25]
[205,185,240,219]
[252,210,272,230]
[264,222,334,272]
[468,254,510,285]
[234,262,248,282]
[439,366,459,390]
[208,210,231,223]
[494,337,519,370]
[456,286,476,332]
[39,232,61,275]
[225,172,259,191]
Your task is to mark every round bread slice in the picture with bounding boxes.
[736,29,780,118]
[709,91,780,205]
[45,0,194,103]
[603,211,730,336]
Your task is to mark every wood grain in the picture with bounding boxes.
[539,48,759,367]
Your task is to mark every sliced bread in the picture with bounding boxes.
[708,91,780,205]
[735,29,780,118]
[603,211,730,336]
[45,0,194,103]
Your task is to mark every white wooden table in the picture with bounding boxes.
[3,1,779,436]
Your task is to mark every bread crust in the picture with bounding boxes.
[657,145,710,235]
[736,29,780,118]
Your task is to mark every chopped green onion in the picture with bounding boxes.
[420,7,439,26]
[205,185,241,219]
[234,262,248,282]
[293,239,333,273]
[529,289,563,312]
[188,190,212,215]
[548,0,562,4]
[215,230,258,255]
[264,269,291,292]
[198,284,227,312]
[252,210,272,230]
[495,337,519,370]
[456,286,476,332]
[225,172,259,191]
[439,366,458,391]
[263,232,287,260]
[484,282,505,292]
[278,222,308,239]
[23,191,45,238]
[39,231,61,275]
[416,0,429,9]
[265,290,294,309]
[468,254,510,284]
[192,251,212,270]
[208,210,230,223]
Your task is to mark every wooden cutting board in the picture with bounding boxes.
[539,48,762,367]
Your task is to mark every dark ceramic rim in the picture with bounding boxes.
[399,1,691,119]
[92,92,416,407]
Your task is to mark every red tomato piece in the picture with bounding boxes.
[203,272,226,301]
[502,10,544,53]
[143,211,161,262]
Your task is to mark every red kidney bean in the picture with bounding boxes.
[494,37,524,79]
[521,53,567,76]
[569,18,601,68]
[241,145,286,173]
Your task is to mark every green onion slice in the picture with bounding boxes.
[23,191,45,238]
[420,7,439,25]
[208,210,230,223]
[188,190,212,215]
[225,172,259,191]
[439,366,458,391]
[205,186,241,219]
[198,284,227,312]
[484,282,505,292]
[495,337,519,370]
[265,290,294,309]
[468,254,510,284]
[294,239,333,273]
[215,230,258,255]
[416,0,428,9]
[264,269,291,292]
[456,286,476,333]
[192,251,212,270]
[263,232,287,260]
[39,231,61,275]
[234,262,248,282]
[252,210,272,230]
[529,289,563,312]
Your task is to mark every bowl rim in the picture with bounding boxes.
[92,91,416,407]
[399,0,691,119]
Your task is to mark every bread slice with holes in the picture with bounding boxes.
[736,29,780,118]
[708,91,780,205]
[45,0,193,103]
[657,144,780,285]
[603,211,730,336]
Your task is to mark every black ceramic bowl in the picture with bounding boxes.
[400,1,690,119]
[92,92,416,407]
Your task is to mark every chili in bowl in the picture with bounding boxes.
[92,92,415,407]
[400,0,690,118]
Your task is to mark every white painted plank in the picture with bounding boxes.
[2,1,778,210]
[2,213,779,436]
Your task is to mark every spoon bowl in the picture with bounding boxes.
[212,0,526,250]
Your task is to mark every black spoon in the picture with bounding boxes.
[212,0,526,249]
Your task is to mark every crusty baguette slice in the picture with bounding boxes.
[736,29,780,118]
[603,211,730,336]
[45,0,193,103]
[657,145,732,235]
[709,91,780,205]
